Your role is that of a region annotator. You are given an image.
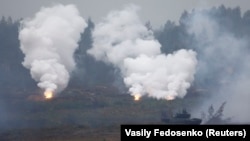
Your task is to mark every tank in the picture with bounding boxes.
[161,109,202,125]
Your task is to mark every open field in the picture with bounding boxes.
[0,86,204,141]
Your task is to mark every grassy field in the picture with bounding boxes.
[0,86,204,141]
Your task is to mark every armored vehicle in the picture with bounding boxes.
[161,109,202,125]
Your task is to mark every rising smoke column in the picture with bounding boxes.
[19,4,87,96]
[87,5,197,100]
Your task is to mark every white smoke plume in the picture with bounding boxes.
[19,4,87,94]
[187,10,250,123]
[87,5,197,100]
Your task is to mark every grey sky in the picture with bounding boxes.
[0,0,249,29]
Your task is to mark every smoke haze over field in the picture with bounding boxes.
[186,9,250,123]
[19,4,87,94]
[88,5,197,100]
[0,2,250,130]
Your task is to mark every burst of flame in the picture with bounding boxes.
[166,95,174,101]
[134,94,141,101]
[44,90,53,99]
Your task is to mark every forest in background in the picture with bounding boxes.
[0,5,249,96]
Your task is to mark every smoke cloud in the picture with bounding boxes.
[186,10,250,123]
[87,5,197,100]
[19,4,87,94]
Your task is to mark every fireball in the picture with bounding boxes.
[133,94,141,101]
[44,90,53,99]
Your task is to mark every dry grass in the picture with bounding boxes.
[0,86,203,141]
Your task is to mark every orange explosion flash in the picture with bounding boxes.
[44,90,53,99]
[133,94,141,101]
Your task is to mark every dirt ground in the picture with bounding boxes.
[0,126,120,141]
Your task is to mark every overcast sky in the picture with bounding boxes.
[0,0,249,29]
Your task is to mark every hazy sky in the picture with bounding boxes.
[0,0,249,29]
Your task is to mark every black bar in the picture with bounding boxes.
[121,124,250,141]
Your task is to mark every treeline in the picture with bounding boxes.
[156,5,250,54]
[0,5,250,96]
[0,17,36,93]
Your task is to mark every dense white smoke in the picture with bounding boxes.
[187,10,250,123]
[19,4,87,94]
[88,5,197,100]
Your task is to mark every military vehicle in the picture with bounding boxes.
[161,109,202,125]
